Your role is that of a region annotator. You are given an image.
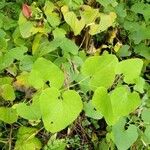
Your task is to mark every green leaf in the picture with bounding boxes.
[142,109,150,123]
[34,38,62,57]
[92,86,141,125]
[89,66,116,90]
[134,77,145,93]
[18,13,50,38]
[63,0,83,9]
[62,6,85,35]
[1,84,15,101]
[28,57,64,89]
[82,54,118,76]
[134,43,150,60]
[96,0,118,7]
[110,86,141,120]
[116,58,143,84]
[15,127,41,150]
[44,135,66,150]
[60,38,79,55]
[53,28,66,39]
[117,45,131,57]
[80,5,100,25]
[39,87,83,133]
[92,87,114,125]
[131,3,150,22]
[0,77,13,85]
[0,107,18,124]
[44,1,60,27]
[16,100,41,121]
[0,46,28,71]
[84,101,103,120]
[112,118,138,150]
[144,126,150,144]
[81,53,118,90]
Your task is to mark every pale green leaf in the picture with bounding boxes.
[112,118,138,150]
[15,127,41,150]
[1,84,15,101]
[84,101,103,120]
[39,87,83,133]
[18,13,50,38]
[0,107,18,124]
[90,67,116,90]
[82,53,118,76]
[92,87,114,125]
[115,58,143,84]
[16,101,41,121]
[44,1,60,27]
[142,109,150,123]
[92,86,141,125]
[28,57,64,89]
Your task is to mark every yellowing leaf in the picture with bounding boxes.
[62,6,85,35]
[89,12,117,35]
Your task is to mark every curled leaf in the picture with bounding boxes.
[22,4,32,18]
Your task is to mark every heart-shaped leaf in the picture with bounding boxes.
[28,57,64,89]
[89,12,117,35]
[92,86,141,125]
[115,58,143,84]
[81,54,118,90]
[112,118,138,150]
[39,87,83,133]
[62,6,85,35]
[44,1,60,27]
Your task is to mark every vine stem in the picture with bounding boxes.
[8,125,13,150]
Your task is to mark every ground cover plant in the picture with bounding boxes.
[0,0,150,149]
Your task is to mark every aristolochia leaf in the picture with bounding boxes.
[16,101,41,121]
[15,127,41,150]
[110,86,141,121]
[115,58,143,84]
[112,118,138,150]
[1,84,15,101]
[0,107,18,124]
[92,86,141,125]
[89,12,117,35]
[92,87,114,125]
[89,67,116,90]
[28,57,64,89]
[62,6,85,35]
[82,53,118,76]
[81,53,118,90]
[39,87,83,133]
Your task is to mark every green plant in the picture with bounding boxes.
[0,0,150,149]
